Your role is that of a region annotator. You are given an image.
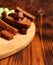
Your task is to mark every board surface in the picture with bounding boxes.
[0,22,35,59]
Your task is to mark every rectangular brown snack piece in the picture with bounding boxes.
[8,13,19,20]
[4,16,16,27]
[1,30,14,40]
[0,19,18,35]
[16,18,31,29]
[15,7,35,21]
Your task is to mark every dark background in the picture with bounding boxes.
[0,0,53,16]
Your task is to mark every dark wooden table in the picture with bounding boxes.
[0,0,53,65]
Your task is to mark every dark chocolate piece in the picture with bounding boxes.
[19,28,27,34]
[8,12,24,20]
[8,13,19,20]
[4,16,16,27]
[16,18,31,29]
[0,19,18,35]
[4,16,22,29]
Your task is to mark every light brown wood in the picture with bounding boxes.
[32,36,44,65]
[0,22,35,59]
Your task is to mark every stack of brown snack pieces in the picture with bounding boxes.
[0,7,35,40]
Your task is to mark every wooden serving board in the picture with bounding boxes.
[0,22,35,59]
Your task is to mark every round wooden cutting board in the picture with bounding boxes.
[0,22,35,59]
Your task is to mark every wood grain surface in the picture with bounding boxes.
[0,0,53,65]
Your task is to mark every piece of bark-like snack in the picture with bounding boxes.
[16,18,31,29]
[1,30,14,40]
[4,16,16,27]
[8,13,19,20]
[4,16,22,28]
[15,7,35,21]
[19,28,27,34]
[0,19,18,35]
[8,12,24,20]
